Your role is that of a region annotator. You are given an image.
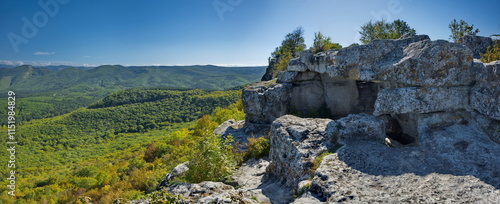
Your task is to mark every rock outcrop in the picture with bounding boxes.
[297,120,500,203]
[242,34,499,142]
[471,61,500,120]
[155,35,499,203]
[242,82,292,124]
[241,34,499,203]
[458,35,495,59]
[267,115,333,189]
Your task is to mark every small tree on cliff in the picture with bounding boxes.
[262,27,306,81]
[359,19,416,44]
[311,32,342,53]
[449,19,480,42]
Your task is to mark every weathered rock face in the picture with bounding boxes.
[458,35,495,58]
[288,35,431,80]
[267,115,333,189]
[268,114,386,190]
[261,58,278,81]
[299,121,500,203]
[248,35,477,121]
[326,114,386,144]
[161,35,500,203]
[373,86,470,116]
[388,39,473,87]
[471,61,500,120]
[242,82,292,124]
[165,182,259,204]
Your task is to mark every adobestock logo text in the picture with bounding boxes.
[7,0,70,54]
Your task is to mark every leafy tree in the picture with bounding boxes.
[449,19,480,42]
[359,19,416,44]
[311,32,342,53]
[262,27,306,80]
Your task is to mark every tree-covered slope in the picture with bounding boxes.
[0,87,247,203]
[0,64,264,124]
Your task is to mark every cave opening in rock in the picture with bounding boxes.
[388,132,417,145]
[382,115,417,146]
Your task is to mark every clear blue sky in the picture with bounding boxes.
[0,0,499,67]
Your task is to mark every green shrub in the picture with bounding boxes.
[359,19,416,44]
[480,42,500,63]
[184,135,237,183]
[245,136,270,160]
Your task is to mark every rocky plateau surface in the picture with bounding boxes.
[146,35,499,203]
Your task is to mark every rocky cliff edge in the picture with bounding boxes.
[153,35,499,203]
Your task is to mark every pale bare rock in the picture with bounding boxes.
[373,86,471,116]
[299,122,500,203]
[268,115,333,190]
[458,35,495,59]
[242,82,292,124]
[471,61,500,120]
[233,158,295,204]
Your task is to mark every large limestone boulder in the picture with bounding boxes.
[326,113,385,144]
[289,35,474,87]
[268,115,333,189]
[458,35,495,59]
[373,86,470,116]
[386,39,473,86]
[242,82,292,124]
[288,35,431,81]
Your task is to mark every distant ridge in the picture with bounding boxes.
[0,64,266,94]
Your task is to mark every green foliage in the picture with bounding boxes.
[276,27,307,58]
[266,27,306,79]
[480,41,500,63]
[244,136,271,160]
[8,89,240,158]
[0,94,247,203]
[449,19,480,42]
[0,65,264,124]
[185,132,237,183]
[359,19,416,44]
[74,166,100,178]
[146,191,182,204]
[311,32,342,53]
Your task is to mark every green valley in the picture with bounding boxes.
[0,65,264,124]
[0,87,247,203]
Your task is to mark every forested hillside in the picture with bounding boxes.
[0,65,264,123]
[0,88,246,203]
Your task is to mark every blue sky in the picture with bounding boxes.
[0,0,499,67]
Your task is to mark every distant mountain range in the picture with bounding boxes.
[0,64,95,71]
[0,64,266,94]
